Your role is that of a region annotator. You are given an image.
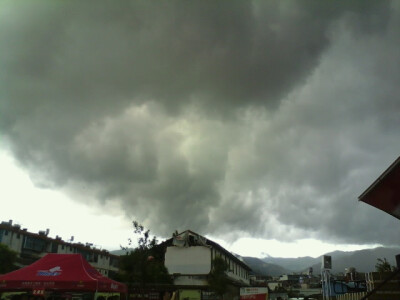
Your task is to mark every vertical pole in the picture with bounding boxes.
[321,269,331,300]
[321,269,325,300]
[327,269,331,300]
[322,269,328,300]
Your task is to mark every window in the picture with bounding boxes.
[76,249,92,261]
[51,242,58,253]
[110,256,120,268]
[23,236,46,252]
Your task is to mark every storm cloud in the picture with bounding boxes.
[1,0,399,246]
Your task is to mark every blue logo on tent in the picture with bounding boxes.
[37,266,62,276]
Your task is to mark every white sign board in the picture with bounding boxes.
[240,287,268,300]
[165,246,211,275]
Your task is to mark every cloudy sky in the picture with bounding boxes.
[1,0,400,258]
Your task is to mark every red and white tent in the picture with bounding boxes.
[0,254,126,293]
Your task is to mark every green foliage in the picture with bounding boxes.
[0,244,18,274]
[375,257,394,272]
[119,221,171,286]
[208,257,229,298]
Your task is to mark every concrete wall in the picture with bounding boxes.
[0,229,24,252]
[57,244,75,254]
[213,249,250,285]
[166,245,250,286]
[174,275,208,286]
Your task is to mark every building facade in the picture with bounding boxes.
[0,220,119,277]
[162,230,251,287]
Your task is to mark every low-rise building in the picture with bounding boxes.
[163,230,251,286]
[159,230,251,299]
[266,281,282,291]
[0,220,119,277]
[278,274,302,289]
[249,274,269,286]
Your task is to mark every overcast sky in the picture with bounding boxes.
[1,0,400,258]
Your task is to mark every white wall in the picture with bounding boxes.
[165,246,211,275]
[0,230,23,253]
[91,254,114,276]
[227,268,249,285]
[173,275,208,286]
[57,244,75,254]
[214,250,250,285]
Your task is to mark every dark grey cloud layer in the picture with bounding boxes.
[1,1,399,246]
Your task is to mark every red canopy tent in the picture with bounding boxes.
[0,254,126,293]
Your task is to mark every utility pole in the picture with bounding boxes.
[321,255,332,300]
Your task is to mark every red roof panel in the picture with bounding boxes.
[0,254,126,293]
[359,157,400,220]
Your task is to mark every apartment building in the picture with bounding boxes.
[0,220,119,277]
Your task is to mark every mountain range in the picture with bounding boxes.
[241,247,400,276]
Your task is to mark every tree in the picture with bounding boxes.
[208,257,229,299]
[0,244,17,274]
[119,221,171,288]
[375,258,394,272]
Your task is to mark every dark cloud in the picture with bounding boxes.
[1,0,399,246]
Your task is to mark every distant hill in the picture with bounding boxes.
[260,250,354,273]
[262,256,317,272]
[262,247,400,275]
[307,247,400,274]
[241,256,290,277]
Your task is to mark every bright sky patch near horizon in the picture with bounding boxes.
[0,150,382,258]
[1,1,400,259]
